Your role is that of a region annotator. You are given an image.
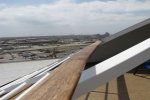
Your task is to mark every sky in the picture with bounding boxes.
[0,0,149,37]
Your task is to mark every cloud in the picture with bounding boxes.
[0,0,149,37]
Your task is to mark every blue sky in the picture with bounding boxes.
[0,0,107,5]
[0,0,55,5]
[0,0,147,5]
[0,0,146,5]
[0,0,149,37]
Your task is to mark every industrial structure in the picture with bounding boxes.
[0,18,150,100]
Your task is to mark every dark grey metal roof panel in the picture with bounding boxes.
[87,18,150,64]
[102,18,150,42]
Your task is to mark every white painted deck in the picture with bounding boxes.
[0,59,59,86]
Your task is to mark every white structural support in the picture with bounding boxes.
[73,38,150,99]
[0,82,31,100]
[16,73,51,100]
[0,55,72,96]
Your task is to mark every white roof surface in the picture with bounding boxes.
[0,59,59,86]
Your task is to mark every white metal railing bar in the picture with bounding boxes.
[16,73,50,100]
[73,38,150,99]
[0,54,72,96]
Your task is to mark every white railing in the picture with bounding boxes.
[0,54,73,98]
[73,38,150,99]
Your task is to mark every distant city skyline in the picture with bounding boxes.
[0,0,150,37]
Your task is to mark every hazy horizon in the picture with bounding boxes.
[0,33,108,38]
[0,0,149,37]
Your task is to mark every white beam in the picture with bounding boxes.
[73,38,150,99]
